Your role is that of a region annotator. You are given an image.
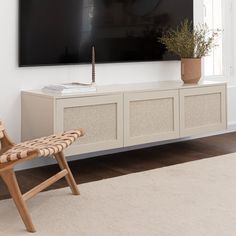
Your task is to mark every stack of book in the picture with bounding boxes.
[42,82,97,94]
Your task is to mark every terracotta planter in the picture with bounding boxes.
[181,58,202,84]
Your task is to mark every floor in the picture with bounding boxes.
[1,132,236,200]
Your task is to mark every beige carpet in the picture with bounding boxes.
[1,153,236,235]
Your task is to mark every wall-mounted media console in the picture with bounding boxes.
[22,81,227,157]
[19,0,193,66]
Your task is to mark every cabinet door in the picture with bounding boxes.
[180,85,227,137]
[124,90,179,146]
[56,94,123,155]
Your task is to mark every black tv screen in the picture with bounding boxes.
[19,0,193,66]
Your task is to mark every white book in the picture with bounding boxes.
[42,82,97,94]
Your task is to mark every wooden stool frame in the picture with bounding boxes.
[0,125,82,233]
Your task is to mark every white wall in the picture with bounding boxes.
[228,0,236,125]
[2,0,235,170]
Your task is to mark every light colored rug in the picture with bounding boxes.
[1,153,236,236]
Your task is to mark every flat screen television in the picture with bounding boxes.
[19,0,193,67]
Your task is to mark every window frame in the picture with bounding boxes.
[202,0,232,82]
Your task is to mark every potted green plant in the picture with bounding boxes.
[159,19,220,84]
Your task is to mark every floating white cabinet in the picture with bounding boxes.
[124,90,179,146]
[21,81,227,157]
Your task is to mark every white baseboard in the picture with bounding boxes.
[225,122,236,133]
[15,123,236,171]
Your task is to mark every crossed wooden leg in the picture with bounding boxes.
[54,151,80,195]
[0,151,79,233]
[0,168,36,233]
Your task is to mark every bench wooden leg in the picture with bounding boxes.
[0,168,36,233]
[54,152,80,195]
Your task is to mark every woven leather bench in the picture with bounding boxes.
[0,121,84,232]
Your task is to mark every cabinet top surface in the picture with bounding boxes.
[22,80,226,99]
